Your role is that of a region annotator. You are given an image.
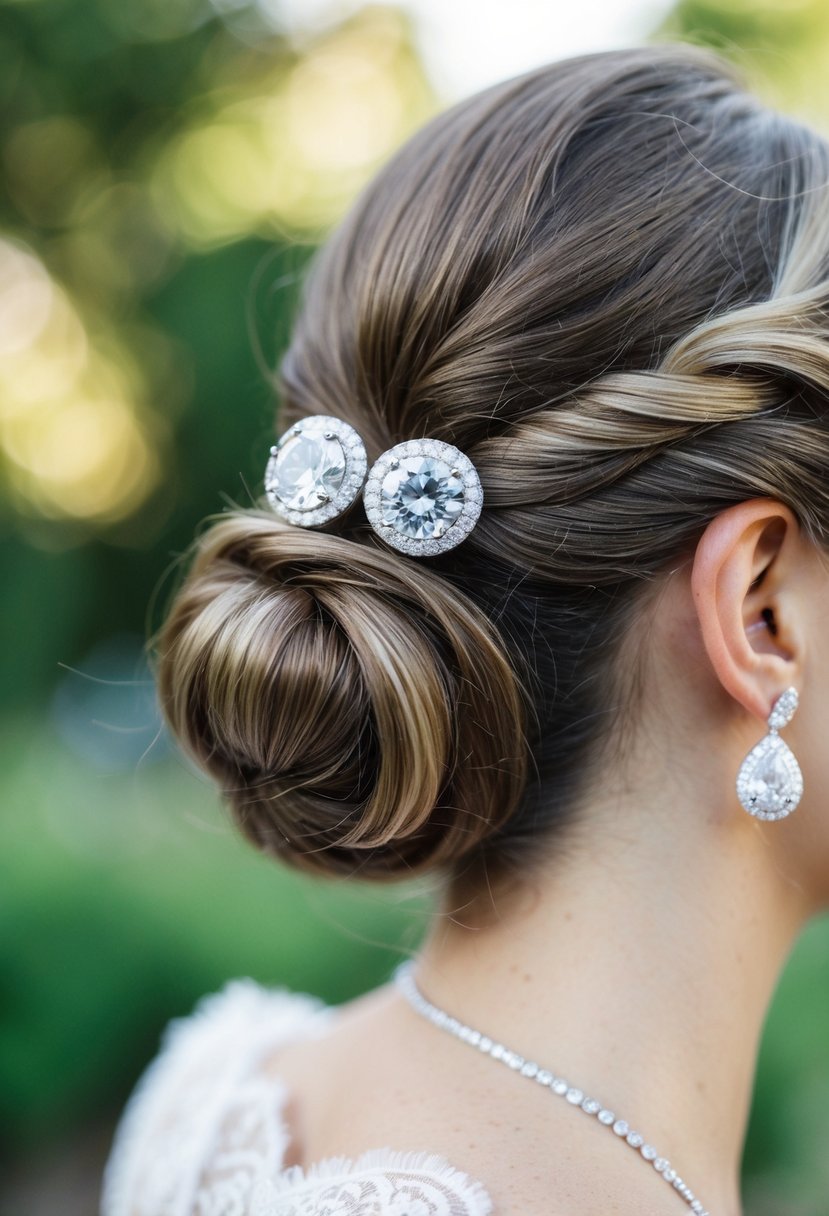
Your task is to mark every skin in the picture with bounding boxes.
[266,497,829,1216]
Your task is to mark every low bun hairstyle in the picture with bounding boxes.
[154,42,829,903]
[156,516,526,880]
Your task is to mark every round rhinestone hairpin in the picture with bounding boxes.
[362,438,483,556]
[264,415,483,556]
[264,414,367,527]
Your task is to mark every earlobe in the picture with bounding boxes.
[690,498,802,723]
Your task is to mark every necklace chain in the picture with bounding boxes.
[392,959,711,1216]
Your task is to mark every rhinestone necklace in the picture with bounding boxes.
[392,959,711,1216]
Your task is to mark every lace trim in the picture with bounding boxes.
[101,979,334,1216]
[101,979,496,1216]
[251,1146,495,1215]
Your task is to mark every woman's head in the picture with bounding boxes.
[153,41,829,912]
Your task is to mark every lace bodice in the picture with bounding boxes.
[100,977,495,1216]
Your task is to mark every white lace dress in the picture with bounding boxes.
[100,978,495,1216]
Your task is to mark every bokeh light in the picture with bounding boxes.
[0,239,162,523]
[152,8,435,243]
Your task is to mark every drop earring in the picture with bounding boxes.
[736,686,803,820]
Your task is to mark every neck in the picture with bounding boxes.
[413,784,811,1215]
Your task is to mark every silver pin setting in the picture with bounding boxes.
[264,414,367,527]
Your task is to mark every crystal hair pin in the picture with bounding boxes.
[264,413,484,556]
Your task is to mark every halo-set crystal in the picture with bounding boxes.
[362,438,483,556]
[264,414,367,527]
[735,686,802,820]
[393,959,711,1216]
[263,414,484,555]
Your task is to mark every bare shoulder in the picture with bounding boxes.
[257,979,678,1216]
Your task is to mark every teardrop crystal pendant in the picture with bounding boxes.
[736,686,803,821]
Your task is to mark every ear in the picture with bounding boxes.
[690,498,805,723]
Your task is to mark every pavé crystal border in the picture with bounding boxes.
[362,437,483,556]
[264,414,367,527]
[768,685,798,731]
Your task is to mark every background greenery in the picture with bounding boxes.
[2,1,829,1212]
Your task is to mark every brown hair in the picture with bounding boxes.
[152,41,829,907]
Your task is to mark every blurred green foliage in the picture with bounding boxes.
[655,0,829,122]
[0,712,432,1154]
[0,0,435,715]
[2,0,829,1213]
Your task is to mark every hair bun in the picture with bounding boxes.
[153,509,527,881]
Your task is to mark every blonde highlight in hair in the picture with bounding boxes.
[157,514,528,880]
[153,42,829,901]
